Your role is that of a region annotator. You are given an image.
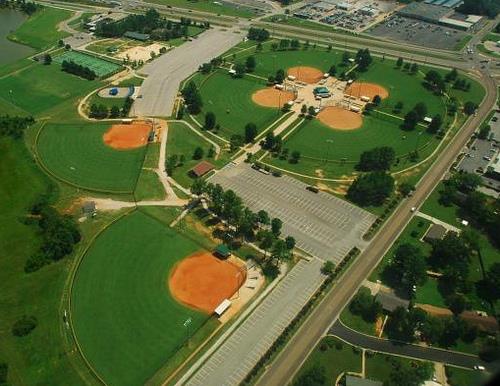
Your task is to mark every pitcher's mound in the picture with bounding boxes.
[317,107,363,130]
[252,88,295,108]
[103,121,152,150]
[287,66,323,84]
[168,252,246,314]
[345,82,389,100]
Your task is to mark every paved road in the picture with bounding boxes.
[209,163,375,263]
[255,70,498,386]
[180,258,325,386]
[329,321,491,370]
[132,27,242,117]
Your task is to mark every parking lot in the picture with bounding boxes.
[184,258,324,386]
[209,163,375,263]
[369,16,468,50]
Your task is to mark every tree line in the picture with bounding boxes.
[61,60,97,80]
[0,115,34,139]
[24,195,81,273]
[96,8,208,41]
[190,180,296,279]
[0,0,38,15]
[89,97,133,119]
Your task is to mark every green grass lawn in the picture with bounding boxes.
[0,63,101,117]
[145,0,256,18]
[0,137,84,385]
[8,7,71,50]
[166,121,226,187]
[195,70,284,139]
[134,169,165,201]
[37,123,146,192]
[446,366,491,386]
[420,182,462,227]
[340,306,376,336]
[365,353,430,384]
[71,210,214,386]
[292,336,361,385]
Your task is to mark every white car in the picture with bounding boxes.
[411,207,416,212]
[473,365,485,371]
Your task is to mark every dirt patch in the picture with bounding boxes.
[317,106,363,130]
[315,169,325,178]
[345,82,389,100]
[116,43,168,62]
[287,66,324,84]
[168,252,246,314]
[103,121,152,150]
[417,304,453,317]
[252,88,295,108]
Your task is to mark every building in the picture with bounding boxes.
[345,375,382,386]
[424,224,447,242]
[190,161,215,178]
[82,201,96,217]
[124,31,150,42]
[375,290,409,312]
[214,244,231,259]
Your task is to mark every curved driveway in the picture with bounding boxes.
[330,321,492,370]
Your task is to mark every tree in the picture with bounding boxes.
[247,27,270,42]
[477,263,500,302]
[271,218,282,237]
[410,62,418,75]
[398,182,415,197]
[347,172,394,206]
[204,111,216,130]
[193,146,204,160]
[328,64,336,76]
[275,68,285,83]
[414,102,428,120]
[12,315,38,337]
[293,364,326,386]
[245,55,256,72]
[257,210,270,227]
[451,172,482,193]
[463,101,477,115]
[403,110,419,130]
[109,105,121,118]
[307,105,316,117]
[271,239,290,261]
[428,114,442,133]
[321,261,335,276]
[279,39,290,50]
[390,243,427,293]
[234,63,246,78]
[393,101,404,114]
[396,57,403,68]
[349,287,382,322]
[445,68,458,83]
[424,70,446,94]
[358,146,395,171]
[342,51,351,65]
[355,48,372,71]
[458,0,499,18]
[191,178,206,195]
[182,81,203,114]
[478,124,491,139]
[285,236,295,250]
[385,359,434,386]
[372,95,382,106]
[446,294,468,315]
[229,134,244,151]
[290,150,301,164]
[0,362,7,385]
[43,54,52,65]
[300,104,307,116]
[244,122,258,143]
[386,306,426,342]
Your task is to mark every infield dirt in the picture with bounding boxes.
[345,82,389,99]
[168,252,246,313]
[103,121,151,150]
[287,66,324,84]
[252,88,295,108]
[317,106,363,130]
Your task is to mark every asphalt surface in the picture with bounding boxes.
[131,27,242,117]
[209,163,375,263]
[181,258,325,386]
[330,320,489,370]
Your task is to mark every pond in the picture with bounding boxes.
[0,8,35,65]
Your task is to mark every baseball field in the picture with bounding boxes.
[71,210,240,386]
[37,123,146,192]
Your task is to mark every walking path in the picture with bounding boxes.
[329,320,490,370]
[157,120,179,199]
[416,211,461,233]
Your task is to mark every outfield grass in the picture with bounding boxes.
[71,210,214,386]
[37,123,146,192]
[292,336,361,385]
[8,7,71,50]
[54,51,122,78]
[134,169,165,201]
[195,70,284,138]
[0,63,101,117]
[0,138,84,385]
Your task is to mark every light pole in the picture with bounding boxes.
[326,139,334,164]
[183,317,192,347]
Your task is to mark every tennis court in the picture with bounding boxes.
[54,51,122,78]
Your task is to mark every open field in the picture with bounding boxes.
[0,63,101,117]
[195,71,284,138]
[0,137,85,385]
[71,210,214,386]
[145,0,256,18]
[54,51,122,78]
[8,7,71,50]
[37,123,146,192]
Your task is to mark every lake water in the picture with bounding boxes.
[0,8,35,65]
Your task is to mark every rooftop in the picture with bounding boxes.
[375,290,409,312]
[345,375,382,386]
[424,224,447,241]
[191,161,215,178]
